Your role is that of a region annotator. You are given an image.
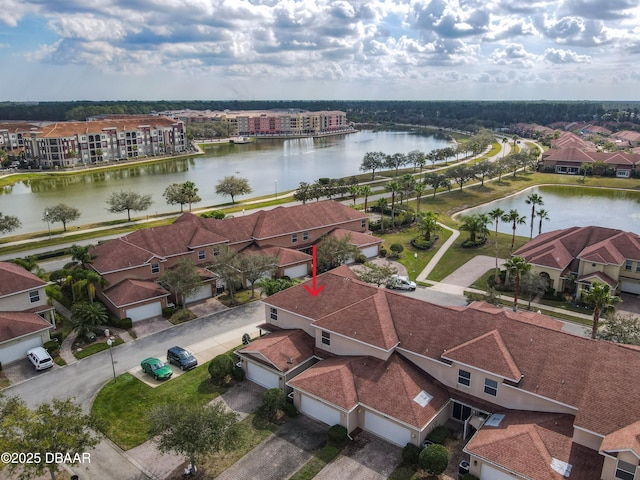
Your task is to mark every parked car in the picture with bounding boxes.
[167,346,198,370]
[386,274,416,291]
[27,347,54,371]
[141,357,173,380]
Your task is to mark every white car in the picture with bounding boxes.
[27,347,54,371]
[386,275,416,291]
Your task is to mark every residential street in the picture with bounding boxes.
[3,301,264,411]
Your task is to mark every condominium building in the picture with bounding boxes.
[21,116,186,167]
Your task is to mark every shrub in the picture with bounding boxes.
[120,317,133,329]
[461,238,488,248]
[50,331,64,344]
[402,443,421,466]
[411,235,438,250]
[262,388,286,420]
[427,425,451,444]
[282,402,298,418]
[328,424,348,445]
[208,354,235,385]
[380,247,387,257]
[232,365,245,381]
[418,443,449,475]
[354,253,367,264]
[462,474,479,480]
[43,340,59,353]
[390,243,404,254]
[161,306,175,318]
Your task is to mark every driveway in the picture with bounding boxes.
[315,432,402,480]
[438,255,503,287]
[215,415,328,480]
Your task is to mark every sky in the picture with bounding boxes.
[1,0,639,102]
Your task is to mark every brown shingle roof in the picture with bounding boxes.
[600,420,640,456]
[102,279,169,307]
[0,262,47,297]
[237,329,314,373]
[327,228,383,247]
[465,411,603,480]
[0,311,52,343]
[443,330,522,382]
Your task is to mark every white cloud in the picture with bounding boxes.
[543,47,591,63]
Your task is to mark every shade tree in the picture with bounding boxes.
[106,190,153,221]
[43,204,80,231]
[215,175,252,204]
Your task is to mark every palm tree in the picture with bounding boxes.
[536,209,550,235]
[488,208,505,283]
[385,181,401,229]
[181,181,201,212]
[525,193,544,240]
[71,301,109,337]
[376,198,388,233]
[504,256,531,311]
[348,184,361,206]
[361,185,372,213]
[65,244,95,269]
[582,282,621,339]
[401,174,415,206]
[12,256,45,277]
[459,214,489,244]
[502,209,527,254]
[414,183,426,214]
[416,211,441,241]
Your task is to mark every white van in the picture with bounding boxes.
[27,347,54,371]
[386,275,417,291]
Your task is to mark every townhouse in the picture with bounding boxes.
[541,148,640,177]
[0,262,55,365]
[88,201,381,322]
[237,266,640,480]
[514,226,640,297]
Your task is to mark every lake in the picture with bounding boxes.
[459,185,640,236]
[0,129,452,235]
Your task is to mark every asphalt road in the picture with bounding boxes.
[4,301,264,411]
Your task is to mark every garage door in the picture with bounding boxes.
[0,335,43,365]
[126,302,162,322]
[364,411,413,447]
[621,281,640,294]
[360,246,379,258]
[284,264,308,278]
[480,463,517,480]
[185,284,211,304]
[247,362,280,389]
[300,394,341,426]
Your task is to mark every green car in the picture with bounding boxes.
[141,357,173,381]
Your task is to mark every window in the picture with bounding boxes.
[29,290,40,303]
[198,250,205,260]
[626,260,633,271]
[270,307,278,321]
[291,233,298,243]
[458,369,471,387]
[361,219,367,229]
[484,378,498,396]
[302,231,309,241]
[615,460,637,480]
[636,262,640,273]
[321,331,331,346]
[151,263,160,274]
[213,247,220,257]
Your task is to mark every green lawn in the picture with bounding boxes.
[289,444,342,480]
[376,226,453,281]
[92,365,224,450]
[74,338,124,359]
[427,231,528,282]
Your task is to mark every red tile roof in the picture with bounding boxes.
[0,311,52,343]
[514,226,640,270]
[238,329,315,373]
[465,411,603,480]
[0,262,47,297]
[102,279,169,307]
[289,353,449,428]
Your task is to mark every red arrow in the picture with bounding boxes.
[304,245,325,297]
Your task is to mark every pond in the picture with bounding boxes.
[459,185,640,237]
[0,129,453,235]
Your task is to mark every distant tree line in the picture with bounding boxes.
[1,100,639,131]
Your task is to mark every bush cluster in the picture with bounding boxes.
[461,238,488,248]
[327,424,348,445]
[411,235,438,250]
[109,317,132,329]
[427,425,451,444]
[419,443,449,475]
[208,354,235,386]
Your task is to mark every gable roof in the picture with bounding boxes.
[327,228,383,247]
[600,420,640,457]
[0,262,47,297]
[442,330,522,382]
[465,411,603,480]
[102,279,169,307]
[237,329,314,373]
[0,311,52,343]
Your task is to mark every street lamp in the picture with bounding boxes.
[106,337,116,383]
[44,209,51,240]
[413,252,418,279]
[275,179,278,200]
